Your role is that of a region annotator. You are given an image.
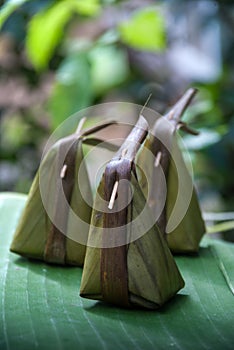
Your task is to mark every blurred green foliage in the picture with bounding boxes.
[119,8,166,51]
[49,52,92,127]
[26,0,100,69]
[0,0,30,28]
[0,0,233,224]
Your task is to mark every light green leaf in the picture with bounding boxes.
[119,8,166,51]
[1,193,234,349]
[70,0,100,16]
[26,0,100,70]
[0,0,29,29]
[26,2,72,70]
[48,53,92,128]
[89,45,129,94]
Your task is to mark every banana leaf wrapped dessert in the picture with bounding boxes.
[80,116,185,309]
[10,119,116,265]
[137,88,205,253]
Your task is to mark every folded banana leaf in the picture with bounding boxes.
[10,120,116,266]
[80,115,185,309]
[137,88,206,253]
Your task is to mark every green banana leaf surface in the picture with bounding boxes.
[0,192,233,350]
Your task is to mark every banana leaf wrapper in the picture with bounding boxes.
[10,121,116,265]
[137,88,205,253]
[80,116,185,309]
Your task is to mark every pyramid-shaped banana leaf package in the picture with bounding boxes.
[80,116,185,309]
[10,119,116,266]
[137,88,206,253]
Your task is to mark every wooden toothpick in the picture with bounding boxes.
[154,151,162,167]
[75,117,86,135]
[108,181,119,210]
[121,148,128,158]
[60,164,67,179]
[168,110,174,120]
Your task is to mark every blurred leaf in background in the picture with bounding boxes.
[49,52,92,128]
[0,0,233,232]
[89,45,129,95]
[119,8,166,51]
[26,0,100,70]
[0,0,30,28]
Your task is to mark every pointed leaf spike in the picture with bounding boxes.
[165,87,198,124]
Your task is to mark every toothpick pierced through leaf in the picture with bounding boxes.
[80,116,185,309]
[10,119,118,265]
[138,88,206,253]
